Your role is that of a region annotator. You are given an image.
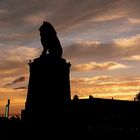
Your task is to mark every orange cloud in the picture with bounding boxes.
[72,61,127,71]
[123,55,140,61]
[71,76,140,100]
[128,18,140,25]
[71,76,112,84]
[114,34,140,47]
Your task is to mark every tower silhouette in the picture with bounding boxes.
[5,99,10,118]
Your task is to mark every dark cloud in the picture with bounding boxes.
[12,76,26,84]
[13,86,27,90]
[63,36,140,62]
[0,46,39,78]
[0,0,140,43]
[4,76,27,87]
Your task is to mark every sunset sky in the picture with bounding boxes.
[0,0,140,115]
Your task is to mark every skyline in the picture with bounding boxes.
[0,0,140,115]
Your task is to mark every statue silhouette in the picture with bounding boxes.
[22,21,71,124]
[39,21,63,58]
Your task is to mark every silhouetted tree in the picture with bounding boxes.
[73,95,79,100]
[89,95,94,99]
[134,92,140,101]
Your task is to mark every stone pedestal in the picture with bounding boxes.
[21,55,71,123]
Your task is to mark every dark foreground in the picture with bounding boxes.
[0,115,140,139]
[1,98,140,139]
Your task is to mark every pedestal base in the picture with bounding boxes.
[21,55,71,123]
